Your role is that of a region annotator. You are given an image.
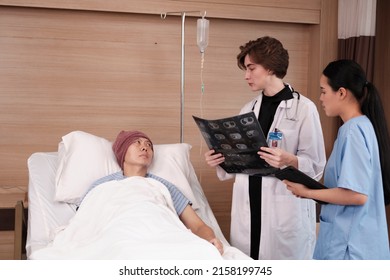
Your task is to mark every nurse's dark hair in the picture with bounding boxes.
[236,36,289,79]
[323,59,390,205]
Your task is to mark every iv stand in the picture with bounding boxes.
[161,11,206,143]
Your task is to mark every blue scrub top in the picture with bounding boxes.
[314,116,390,259]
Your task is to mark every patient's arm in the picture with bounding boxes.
[179,205,224,255]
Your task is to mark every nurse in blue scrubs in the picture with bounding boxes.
[284,59,390,259]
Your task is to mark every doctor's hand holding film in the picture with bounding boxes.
[258,146,298,169]
[204,149,225,168]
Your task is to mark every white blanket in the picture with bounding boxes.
[29,177,223,260]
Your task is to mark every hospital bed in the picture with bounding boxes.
[25,130,250,260]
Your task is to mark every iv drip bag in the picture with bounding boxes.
[197,18,209,53]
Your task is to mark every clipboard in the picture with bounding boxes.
[274,166,328,204]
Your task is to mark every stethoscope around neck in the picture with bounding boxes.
[251,86,301,122]
[284,89,300,121]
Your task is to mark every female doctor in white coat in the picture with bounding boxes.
[204,36,326,259]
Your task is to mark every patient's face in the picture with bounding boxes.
[124,137,154,168]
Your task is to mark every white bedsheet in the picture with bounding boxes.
[29,177,223,260]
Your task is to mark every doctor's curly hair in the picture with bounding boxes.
[236,36,289,79]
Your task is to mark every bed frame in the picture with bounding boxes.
[14,201,27,260]
[24,137,251,260]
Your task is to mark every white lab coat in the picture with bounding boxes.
[216,89,326,259]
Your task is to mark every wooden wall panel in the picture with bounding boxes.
[308,0,339,158]
[0,1,338,241]
[0,7,182,181]
[0,0,321,23]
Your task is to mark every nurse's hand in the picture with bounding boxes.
[204,149,225,168]
[258,147,298,168]
[283,180,310,198]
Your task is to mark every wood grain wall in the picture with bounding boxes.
[0,0,338,240]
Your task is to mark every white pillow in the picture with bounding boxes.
[54,131,199,209]
[55,131,121,204]
[148,143,199,209]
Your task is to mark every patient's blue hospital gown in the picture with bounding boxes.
[314,116,390,259]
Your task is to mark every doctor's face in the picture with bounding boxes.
[243,55,272,92]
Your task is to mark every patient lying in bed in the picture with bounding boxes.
[30,130,224,259]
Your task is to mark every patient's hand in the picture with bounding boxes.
[209,238,224,255]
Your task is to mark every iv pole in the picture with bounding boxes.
[161,11,206,143]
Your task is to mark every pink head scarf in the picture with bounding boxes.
[112,130,153,170]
